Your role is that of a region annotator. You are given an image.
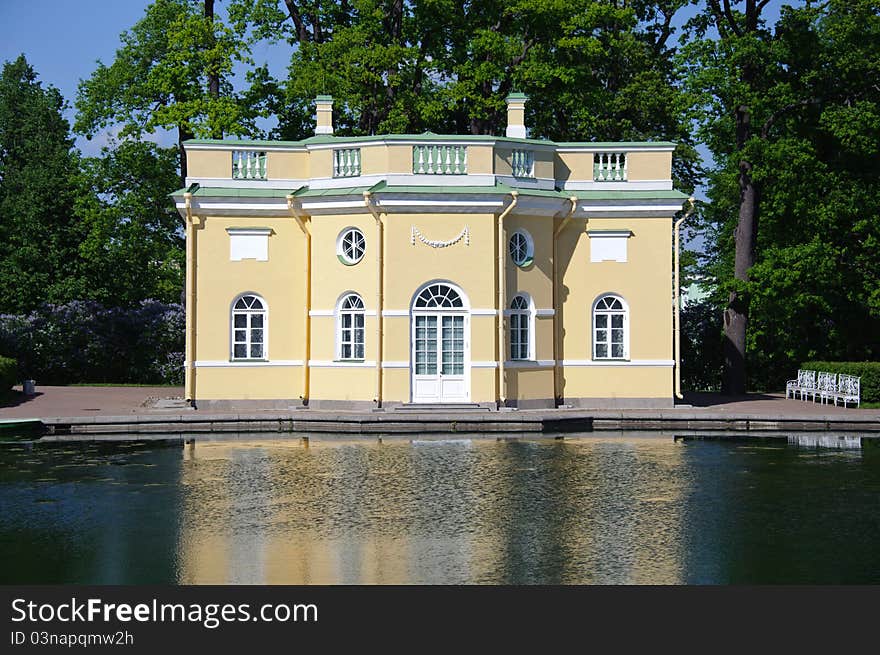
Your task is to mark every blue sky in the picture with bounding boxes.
[1,2,158,153]
[0,0,290,154]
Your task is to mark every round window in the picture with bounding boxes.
[509,230,534,267]
[337,227,366,265]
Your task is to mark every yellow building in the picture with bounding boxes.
[174,94,689,410]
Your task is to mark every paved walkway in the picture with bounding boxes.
[0,385,875,420]
[0,385,183,419]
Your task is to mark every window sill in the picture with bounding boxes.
[230,358,269,363]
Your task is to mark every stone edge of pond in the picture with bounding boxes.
[7,408,877,442]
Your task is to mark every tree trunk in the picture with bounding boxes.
[722,104,758,394]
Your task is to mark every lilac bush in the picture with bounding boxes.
[0,301,184,385]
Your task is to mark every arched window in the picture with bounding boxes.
[509,294,533,360]
[337,227,366,265]
[593,295,627,360]
[337,293,365,360]
[414,283,464,308]
[232,294,266,360]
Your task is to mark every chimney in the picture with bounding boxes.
[314,95,334,135]
[505,93,527,138]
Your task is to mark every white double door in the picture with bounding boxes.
[411,312,469,403]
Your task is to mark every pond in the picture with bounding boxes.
[1,435,879,584]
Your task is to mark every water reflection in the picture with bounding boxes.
[1,435,879,584]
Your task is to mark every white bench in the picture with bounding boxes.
[786,369,816,401]
[817,371,837,404]
[789,369,861,408]
[834,374,861,408]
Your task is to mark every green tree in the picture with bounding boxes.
[685,0,880,391]
[75,0,259,186]
[231,1,697,189]
[72,141,184,306]
[0,55,80,312]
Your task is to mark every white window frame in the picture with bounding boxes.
[509,293,535,361]
[336,227,366,265]
[508,229,534,267]
[592,294,628,360]
[336,293,366,360]
[231,293,268,361]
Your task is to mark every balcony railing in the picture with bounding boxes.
[413,145,467,175]
[593,153,627,181]
[232,150,267,180]
[333,148,361,177]
[511,149,534,178]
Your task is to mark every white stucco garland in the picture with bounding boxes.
[410,225,470,248]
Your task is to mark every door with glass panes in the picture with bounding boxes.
[411,284,469,403]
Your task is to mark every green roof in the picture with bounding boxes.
[292,186,376,197]
[170,186,299,198]
[170,184,690,203]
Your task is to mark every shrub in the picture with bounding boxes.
[799,361,880,403]
[0,301,183,385]
[0,355,16,395]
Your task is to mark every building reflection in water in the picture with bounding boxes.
[4,436,876,584]
[176,435,691,584]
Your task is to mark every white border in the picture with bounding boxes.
[561,359,674,367]
[505,360,555,369]
[308,360,377,368]
[193,360,302,368]
[579,204,684,213]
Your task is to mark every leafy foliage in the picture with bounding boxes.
[0,56,80,312]
[75,0,260,181]
[72,141,184,305]
[0,301,184,385]
[231,0,698,189]
[0,355,16,394]
[680,299,724,391]
[683,0,880,391]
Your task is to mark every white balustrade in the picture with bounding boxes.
[511,149,534,178]
[231,151,267,180]
[333,148,361,177]
[413,145,467,175]
[593,152,627,181]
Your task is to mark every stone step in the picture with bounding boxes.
[393,403,491,412]
[150,398,193,411]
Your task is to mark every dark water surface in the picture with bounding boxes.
[1,436,879,584]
